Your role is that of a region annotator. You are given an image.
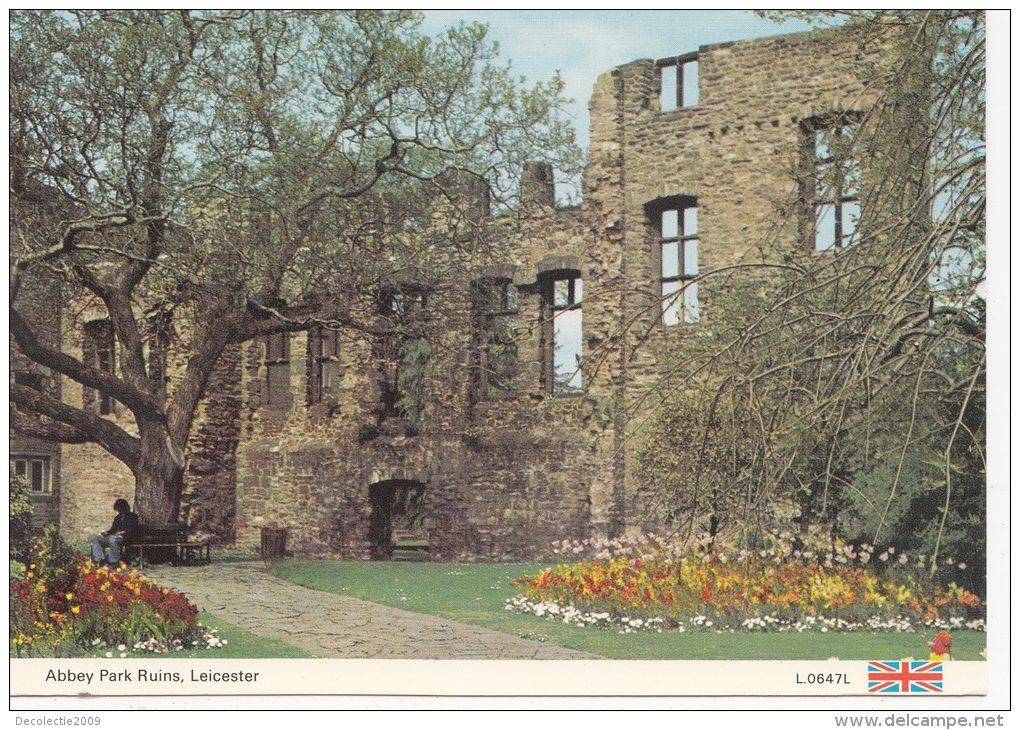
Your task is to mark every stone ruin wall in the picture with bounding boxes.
[232,195,603,561]
[583,28,888,531]
[37,27,895,560]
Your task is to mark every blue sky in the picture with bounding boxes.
[419,10,815,151]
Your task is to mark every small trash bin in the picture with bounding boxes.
[260,527,288,560]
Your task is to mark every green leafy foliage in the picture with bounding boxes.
[10,10,580,524]
[397,337,432,431]
[9,466,34,564]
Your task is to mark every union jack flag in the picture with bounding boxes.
[868,661,943,693]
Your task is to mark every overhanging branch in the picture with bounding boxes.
[11,306,165,419]
[10,408,90,444]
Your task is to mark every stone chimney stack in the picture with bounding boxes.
[520,161,556,208]
[435,168,490,223]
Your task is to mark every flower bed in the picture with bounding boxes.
[508,536,985,634]
[10,530,223,657]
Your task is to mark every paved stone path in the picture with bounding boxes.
[142,561,598,660]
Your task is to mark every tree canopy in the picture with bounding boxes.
[9,10,580,524]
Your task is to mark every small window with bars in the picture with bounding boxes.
[473,279,520,399]
[541,273,583,395]
[808,123,861,251]
[264,332,291,407]
[13,456,51,494]
[309,327,341,404]
[84,319,116,415]
[659,202,700,325]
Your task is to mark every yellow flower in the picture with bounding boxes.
[36,583,46,594]
[71,606,80,615]
[65,592,74,600]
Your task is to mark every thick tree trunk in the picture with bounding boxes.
[133,424,185,527]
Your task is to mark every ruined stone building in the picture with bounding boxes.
[15,27,900,560]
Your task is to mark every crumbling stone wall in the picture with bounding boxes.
[181,343,243,541]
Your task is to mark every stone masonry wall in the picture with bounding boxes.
[229,27,896,560]
[583,27,892,533]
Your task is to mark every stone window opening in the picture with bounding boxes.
[658,54,699,112]
[83,319,116,415]
[13,456,51,494]
[656,199,700,325]
[264,332,291,408]
[472,278,520,401]
[380,287,427,322]
[308,326,341,405]
[540,271,583,395]
[804,119,861,251]
[374,287,430,426]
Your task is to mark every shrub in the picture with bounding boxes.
[9,466,34,564]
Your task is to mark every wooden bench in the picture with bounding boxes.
[124,525,212,569]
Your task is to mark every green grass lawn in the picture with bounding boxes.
[191,612,314,658]
[271,559,987,661]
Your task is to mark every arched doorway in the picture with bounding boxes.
[368,480,428,560]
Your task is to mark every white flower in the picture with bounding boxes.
[898,553,908,564]
[958,562,967,570]
[105,652,113,658]
[879,552,889,561]
[117,644,126,651]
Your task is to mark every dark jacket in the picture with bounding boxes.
[110,511,139,543]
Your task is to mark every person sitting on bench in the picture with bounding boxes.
[91,498,139,567]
